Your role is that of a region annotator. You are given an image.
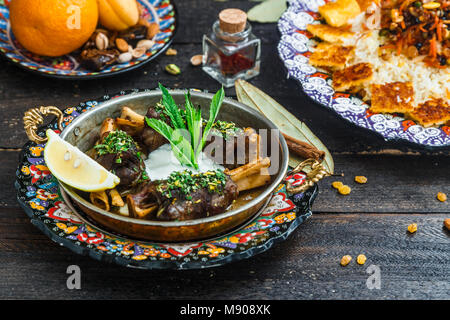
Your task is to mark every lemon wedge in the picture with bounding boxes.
[44,129,120,192]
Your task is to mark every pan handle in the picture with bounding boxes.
[286,158,330,194]
[23,106,64,144]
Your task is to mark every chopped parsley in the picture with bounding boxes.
[157,169,228,199]
[154,100,168,122]
[207,119,242,140]
[94,130,139,163]
[137,171,150,184]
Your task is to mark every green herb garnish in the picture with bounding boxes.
[208,119,242,140]
[157,170,227,199]
[94,130,138,162]
[146,83,225,169]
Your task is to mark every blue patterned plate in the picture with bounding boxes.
[0,0,177,79]
[15,89,318,270]
[277,0,450,148]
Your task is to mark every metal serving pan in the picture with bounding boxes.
[25,90,289,242]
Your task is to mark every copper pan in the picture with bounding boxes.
[23,89,289,242]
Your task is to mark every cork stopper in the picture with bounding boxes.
[219,9,247,34]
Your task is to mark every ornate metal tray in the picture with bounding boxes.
[15,89,320,269]
[277,0,450,148]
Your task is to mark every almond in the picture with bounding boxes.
[147,23,159,39]
[190,54,203,66]
[115,38,129,53]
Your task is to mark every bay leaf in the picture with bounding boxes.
[247,0,287,23]
[235,79,334,174]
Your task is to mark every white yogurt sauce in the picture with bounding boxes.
[144,143,224,181]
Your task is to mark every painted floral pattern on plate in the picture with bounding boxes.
[277,0,450,147]
[0,0,176,78]
[15,89,318,270]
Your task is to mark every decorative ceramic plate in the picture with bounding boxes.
[14,89,318,270]
[0,0,177,79]
[277,0,450,148]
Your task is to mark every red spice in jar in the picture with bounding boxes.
[218,51,255,75]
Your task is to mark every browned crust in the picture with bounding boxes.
[306,24,354,43]
[309,43,355,69]
[369,82,415,114]
[332,63,373,91]
[407,99,450,127]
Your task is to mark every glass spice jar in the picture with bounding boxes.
[202,8,261,87]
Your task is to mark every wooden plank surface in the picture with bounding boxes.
[0,0,448,300]
[1,207,448,299]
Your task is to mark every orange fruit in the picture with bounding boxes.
[97,0,139,31]
[9,0,98,57]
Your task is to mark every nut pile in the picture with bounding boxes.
[79,23,158,71]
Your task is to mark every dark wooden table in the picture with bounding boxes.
[1,0,449,300]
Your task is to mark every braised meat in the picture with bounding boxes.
[127,171,239,221]
[140,103,167,152]
[94,130,145,190]
[161,179,238,221]
[96,149,144,189]
[205,127,261,169]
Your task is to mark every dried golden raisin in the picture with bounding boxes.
[332,181,344,189]
[407,223,417,233]
[165,48,178,56]
[437,192,447,202]
[444,219,450,231]
[340,255,352,266]
[355,176,368,184]
[356,254,367,265]
[338,185,351,195]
